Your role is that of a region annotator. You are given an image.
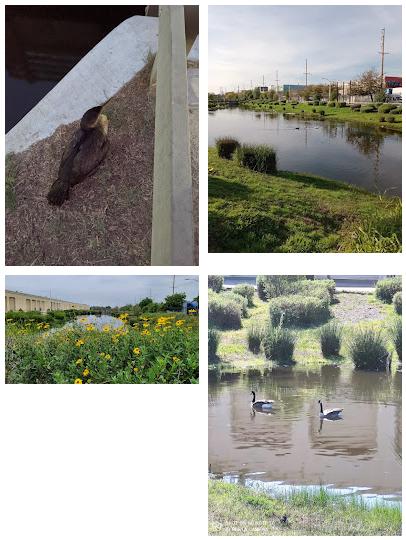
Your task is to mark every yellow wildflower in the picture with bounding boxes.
[75,358,83,365]
[102,324,111,333]
[74,378,82,384]
[105,354,111,360]
[176,320,185,326]
[83,368,90,377]
[133,367,139,373]
[76,339,85,347]
[85,324,95,332]
[172,356,180,362]
[143,322,150,328]
[99,352,106,358]
[133,347,141,356]
[141,330,151,336]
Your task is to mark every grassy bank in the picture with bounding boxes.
[241,100,402,131]
[6,313,199,384]
[208,148,401,253]
[209,480,401,536]
[212,291,397,370]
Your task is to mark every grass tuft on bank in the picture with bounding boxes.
[208,148,401,253]
[208,480,401,536]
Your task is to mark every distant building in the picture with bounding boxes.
[283,84,305,93]
[385,76,402,89]
[5,290,89,312]
[259,86,268,93]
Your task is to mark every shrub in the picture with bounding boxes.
[376,277,402,303]
[348,329,389,370]
[390,317,402,361]
[208,291,241,329]
[313,100,319,106]
[378,103,398,114]
[350,104,361,110]
[379,115,385,122]
[290,279,334,305]
[222,291,249,318]
[215,137,240,159]
[263,324,296,364]
[360,105,377,113]
[247,323,264,354]
[320,321,342,357]
[392,106,402,115]
[327,101,336,107]
[208,328,221,363]
[338,102,347,108]
[393,292,402,315]
[256,276,306,300]
[269,295,330,327]
[208,275,224,293]
[320,110,325,116]
[312,108,316,113]
[233,284,256,307]
[385,115,395,123]
[236,144,277,174]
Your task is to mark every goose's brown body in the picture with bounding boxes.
[47,104,109,206]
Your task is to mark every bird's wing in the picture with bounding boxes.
[71,127,109,181]
[325,408,343,414]
[57,129,86,183]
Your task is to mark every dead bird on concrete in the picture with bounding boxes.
[47,99,110,206]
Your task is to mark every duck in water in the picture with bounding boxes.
[47,100,110,206]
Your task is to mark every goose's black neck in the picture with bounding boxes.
[252,391,256,403]
[319,401,323,414]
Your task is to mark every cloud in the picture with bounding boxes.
[209,5,402,92]
[5,275,199,306]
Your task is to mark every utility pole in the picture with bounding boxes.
[172,275,175,294]
[262,75,265,87]
[275,70,279,94]
[379,28,389,89]
[303,59,311,87]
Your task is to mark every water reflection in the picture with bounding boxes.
[208,365,401,498]
[208,108,401,195]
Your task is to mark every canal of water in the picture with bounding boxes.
[208,108,402,196]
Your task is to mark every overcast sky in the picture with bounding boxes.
[5,276,199,306]
[209,5,402,92]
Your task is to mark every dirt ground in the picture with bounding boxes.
[6,60,155,265]
[332,292,387,324]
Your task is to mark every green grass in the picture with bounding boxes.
[241,100,402,131]
[212,292,399,370]
[208,148,401,253]
[209,480,401,536]
[6,314,199,384]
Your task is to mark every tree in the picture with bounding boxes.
[208,275,224,292]
[355,69,381,102]
[163,293,186,312]
[253,87,260,99]
[139,297,153,309]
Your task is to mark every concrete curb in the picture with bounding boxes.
[6,16,158,154]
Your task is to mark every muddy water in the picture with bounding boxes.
[208,365,402,503]
[208,108,402,196]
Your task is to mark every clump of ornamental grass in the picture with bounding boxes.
[236,144,277,174]
[319,321,342,357]
[215,137,240,159]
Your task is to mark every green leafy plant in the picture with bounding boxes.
[393,291,402,315]
[215,137,240,159]
[348,328,389,370]
[376,277,402,303]
[320,321,342,357]
[247,323,264,354]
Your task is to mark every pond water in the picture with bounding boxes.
[208,365,402,504]
[70,314,124,330]
[208,108,402,196]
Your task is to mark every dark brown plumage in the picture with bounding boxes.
[47,101,110,206]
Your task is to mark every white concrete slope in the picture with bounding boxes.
[6,16,159,154]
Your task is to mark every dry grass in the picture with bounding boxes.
[6,58,155,265]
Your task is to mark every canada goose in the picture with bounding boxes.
[47,99,110,206]
[318,400,343,419]
[251,391,274,410]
